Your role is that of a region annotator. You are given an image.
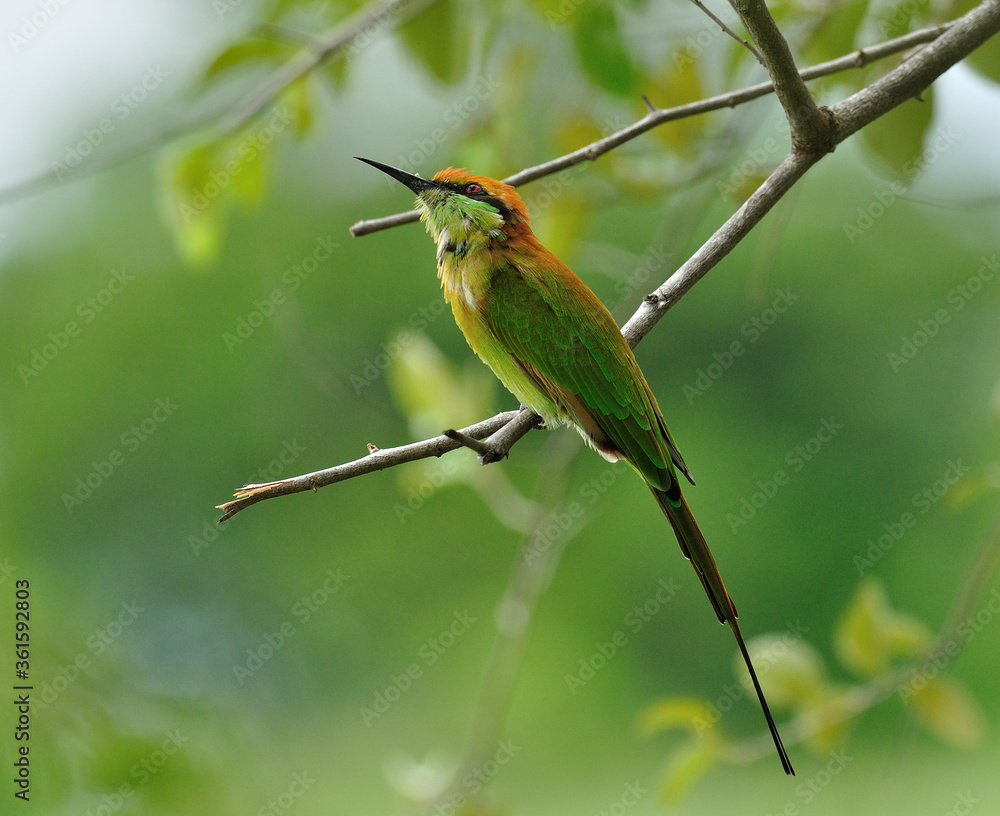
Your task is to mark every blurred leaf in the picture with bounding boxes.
[281,76,315,138]
[202,38,296,87]
[324,54,350,90]
[804,0,869,64]
[647,51,705,155]
[860,90,934,181]
[162,140,227,267]
[400,0,468,84]
[834,578,933,677]
[798,687,855,753]
[639,697,716,736]
[946,461,1000,507]
[953,0,1000,83]
[529,189,588,264]
[870,0,918,43]
[909,677,986,748]
[735,634,828,708]
[571,2,640,98]
[658,738,721,804]
[388,333,494,439]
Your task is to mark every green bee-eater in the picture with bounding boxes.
[357,157,793,775]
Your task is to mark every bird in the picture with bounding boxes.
[356,157,794,775]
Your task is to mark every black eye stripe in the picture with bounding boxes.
[478,195,510,218]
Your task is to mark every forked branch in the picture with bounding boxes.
[219,1,1000,522]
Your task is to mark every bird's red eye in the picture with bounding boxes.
[464,183,482,194]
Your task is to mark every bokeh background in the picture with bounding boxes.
[2,0,1000,813]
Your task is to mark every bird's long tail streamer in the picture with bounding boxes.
[652,486,795,776]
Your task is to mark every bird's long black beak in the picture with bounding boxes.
[355,157,443,194]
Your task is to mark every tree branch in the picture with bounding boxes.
[348,20,954,237]
[689,0,764,65]
[217,411,518,522]
[728,0,833,151]
[220,2,1000,521]
[0,0,436,206]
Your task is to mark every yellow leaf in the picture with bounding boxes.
[658,738,721,804]
[908,677,986,748]
[638,697,716,737]
[734,634,828,708]
[834,578,932,677]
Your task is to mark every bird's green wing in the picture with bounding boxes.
[482,258,689,490]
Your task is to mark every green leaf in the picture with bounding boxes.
[804,0,869,64]
[734,635,828,708]
[281,77,314,138]
[647,50,705,155]
[860,89,935,181]
[571,2,640,98]
[909,677,986,748]
[387,333,494,439]
[966,28,1000,84]
[399,0,468,84]
[834,578,933,677]
[202,38,296,87]
[871,0,919,42]
[161,140,226,267]
[798,687,855,753]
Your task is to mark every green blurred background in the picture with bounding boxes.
[1,0,999,813]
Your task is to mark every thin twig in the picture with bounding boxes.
[728,0,833,150]
[0,0,437,206]
[443,427,495,457]
[689,0,764,65]
[349,21,953,237]
[216,411,518,521]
